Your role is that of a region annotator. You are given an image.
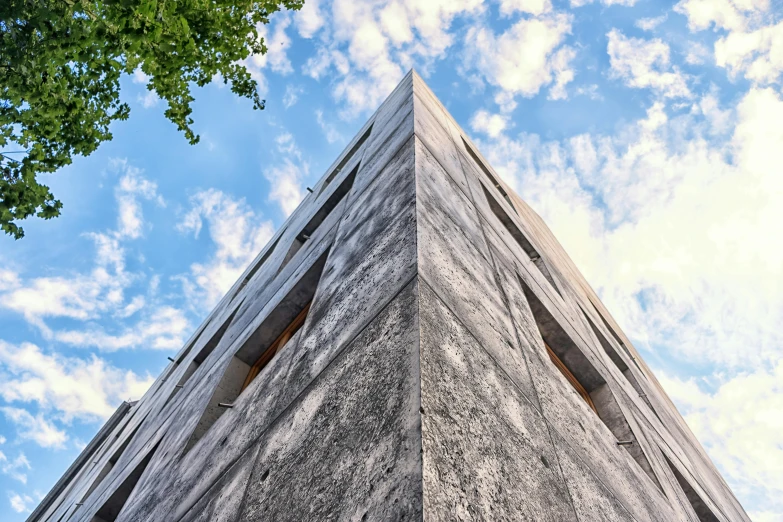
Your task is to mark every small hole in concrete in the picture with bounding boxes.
[540,455,550,468]
[260,469,270,482]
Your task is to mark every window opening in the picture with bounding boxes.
[230,235,282,302]
[184,250,329,454]
[546,342,597,413]
[485,185,560,294]
[581,307,661,421]
[519,275,663,492]
[80,419,144,504]
[242,303,310,391]
[90,441,161,522]
[587,298,643,374]
[663,453,720,522]
[462,137,518,215]
[280,164,357,270]
[163,306,242,411]
[318,123,372,195]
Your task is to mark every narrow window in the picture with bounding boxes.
[228,235,282,303]
[663,453,720,522]
[80,422,142,504]
[280,165,357,270]
[184,251,329,454]
[588,299,644,376]
[242,303,310,391]
[90,442,160,522]
[545,343,597,413]
[485,185,560,294]
[581,307,661,420]
[519,276,663,492]
[318,123,372,195]
[462,137,518,215]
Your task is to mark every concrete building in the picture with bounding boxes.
[29,71,749,522]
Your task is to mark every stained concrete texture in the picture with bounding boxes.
[29,70,749,522]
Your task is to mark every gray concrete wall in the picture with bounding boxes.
[30,71,749,522]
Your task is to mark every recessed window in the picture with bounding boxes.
[280,164,357,271]
[545,342,597,413]
[90,441,160,522]
[580,307,661,421]
[184,251,329,454]
[485,185,560,295]
[519,275,662,492]
[229,235,282,302]
[663,453,720,522]
[318,123,372,195]
[242,303,310,391]
[80,421,142,504]
[586,298,643,374]
[462,137,518,215]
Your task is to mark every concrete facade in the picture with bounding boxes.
[29,71,749,522]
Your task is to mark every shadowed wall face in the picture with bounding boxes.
[28,72,748,522]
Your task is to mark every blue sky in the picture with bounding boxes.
[1,0,782,519]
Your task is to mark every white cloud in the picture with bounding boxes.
[571,0,638,7]
[53,306,189,351]
[1,408,67,449]
[464,15,575,104]
[470,110,510,138]
[607,29,692,97]
[8,491,33,513]
[300,0,486,115]
[262,133,309,216]
[0,341,153,422]
[248,14,295,77]
[675,0,768,32]
[137,90,159,109]
[636,14,668,31]
[0,451,31,484]
[295,0,325,38]
[177,190,275,308]
[283,84,304,108]
[316,110,344,143]
[111,159,165,240]
[715,21,783,84]
[684,41,711,65]
[131,68,150,84]
[498,0,552,16]
[472,86,783,372]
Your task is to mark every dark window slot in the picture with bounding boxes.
[589,300,644,376]
[485,185,560,294]
[90,441,160,522]
[318,123,372,195]
[183,250,329,454]
[519,276,663,492]
[193,306,241,366]
[581,308,662,422]
[462,137,518,215]
[226,235,282,304]
[663,453,720,522]
[280,165,357,269]
[80,421,143,505]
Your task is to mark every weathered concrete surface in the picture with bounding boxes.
[31,70,749,522]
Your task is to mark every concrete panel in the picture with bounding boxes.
[237,279,421,522]
[419,280,575,521]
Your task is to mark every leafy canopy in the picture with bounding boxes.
[0,0,303,239]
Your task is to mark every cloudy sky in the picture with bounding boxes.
[1,0,782,519]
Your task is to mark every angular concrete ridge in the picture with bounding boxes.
[30,71,749,522]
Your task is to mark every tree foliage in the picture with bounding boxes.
[1,0,303,239]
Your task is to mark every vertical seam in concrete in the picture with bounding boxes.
[412,134,425,522]
[447,135,583,522]
[173,273,421,522]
